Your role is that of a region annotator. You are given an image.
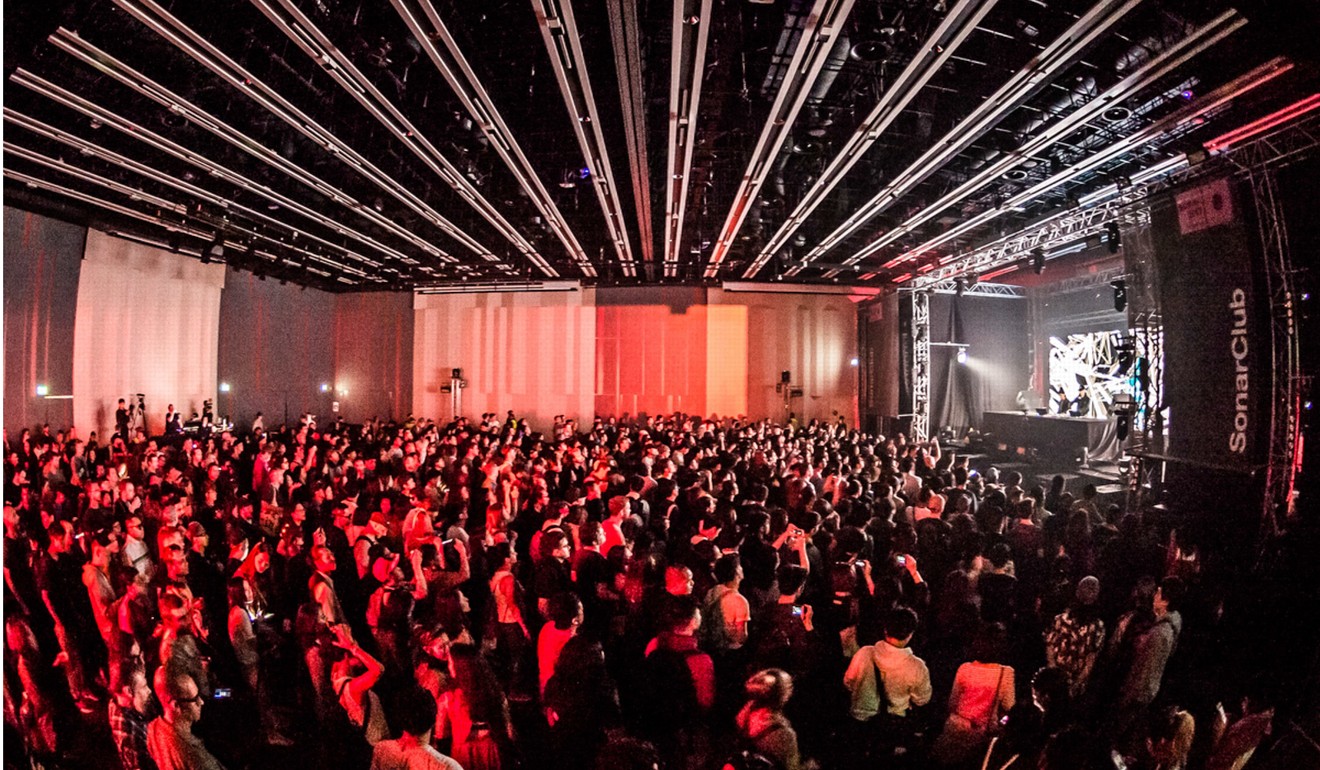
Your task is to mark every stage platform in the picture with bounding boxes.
[982,410,1121,465]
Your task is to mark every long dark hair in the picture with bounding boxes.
[448,643,508,731]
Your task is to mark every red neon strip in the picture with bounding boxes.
[979,264,1019,281]
[1205,93,1320,153]
[889,272,912,283]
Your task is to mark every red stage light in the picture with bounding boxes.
[1205,93,1320,154]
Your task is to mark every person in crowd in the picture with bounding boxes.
[733,668,805,770]
[842,607,932,763]
[931,622,1016,765]
[0,409,1302,770]
[109,664,158,770]
[544,621,621,769]
[146,670,224,770]
[330,624,390,752]
[370,685,464,770]
[436,643,514,770]
[1044,575,1107,698]
[537,591,583,700]
[1118,576,1186,736]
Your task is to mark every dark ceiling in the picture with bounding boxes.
[4,0,1317,291]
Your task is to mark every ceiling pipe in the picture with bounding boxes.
[778,0,1146,278]
[104,0,490,267]
[2,167,363,284]
[245,0,557,275]
[386,0,595,277]
[739,0,1000,279]
[4,109,383,278]
[605,0,654,267]
[664,0,716,278]
[9,69,415,272]
[839,8,1247,274]
[891,57,1292,266]
[533,0,637,277]
[702,0,858,279]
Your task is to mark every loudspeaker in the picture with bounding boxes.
[451,368,462,379]
[781,370,791,384]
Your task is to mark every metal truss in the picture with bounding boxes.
[911,290,931,441]
[1246,165,1302,541]
[925,281,1025,298]
[1041,265,1128,296]
[909,111,1320,291]
[909,195,1150,288]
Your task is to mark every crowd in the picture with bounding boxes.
[0,410,1290,770]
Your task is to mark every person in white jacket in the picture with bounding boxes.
[843,607,933,721]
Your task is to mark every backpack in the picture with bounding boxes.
[721,721,787,770]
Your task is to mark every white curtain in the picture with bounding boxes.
[73,230,225,438]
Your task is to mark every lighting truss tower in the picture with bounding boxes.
[911,290,931,441]
[1244,165,1302,541]
[1122,220,1163,513]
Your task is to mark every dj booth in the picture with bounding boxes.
[982,411,1121,463]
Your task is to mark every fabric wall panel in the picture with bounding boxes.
[3,208,86,434]
[333,291,414,422]
[73,229,225,437]
[413,290,596,428]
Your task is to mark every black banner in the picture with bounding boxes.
[1151,176,1270,472]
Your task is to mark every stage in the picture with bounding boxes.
[982,410,1122,464]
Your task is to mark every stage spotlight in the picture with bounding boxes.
[957,348,968,365]
[1116,412,1130,440]
[35,384,49,397]
[219,382,231,393]
[954,277,966,297]
[1106,221,1121,253]
[1111,279,1128,312]
[1031,248,1045,274]
[320,383,330,393]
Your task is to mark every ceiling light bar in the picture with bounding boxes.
[80,10,464,268]
[534,0,637,277]
[3,168,221,245]
[245,0,556,275]
[738,0,999,279]
[1075,152,1190,207]
[605,0,654,266]
[105,1,497,268]
[416,280,581,295]
[8,72,398,271]
[720,281,881,297]
[664,0,716,278]
[1205,92,1320,154]
[776,0,1144,278]
[387,0,594,277]
[4,143,370,280]
[5,142,186,213]
[41,33,438,269]
[840,8,1246,273]
[3,114,375,278]
[701,0,857,278]
[893,57,1290,265]
[913,107,1320,289]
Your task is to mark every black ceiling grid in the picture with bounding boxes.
[3,0,1316,291]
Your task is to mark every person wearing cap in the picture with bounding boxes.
[1044,575,1107,698]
